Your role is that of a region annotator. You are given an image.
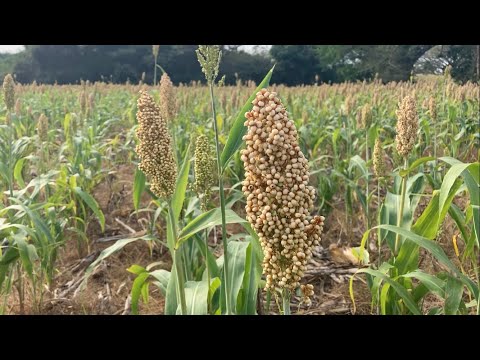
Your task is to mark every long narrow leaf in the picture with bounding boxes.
[220,65,275,171]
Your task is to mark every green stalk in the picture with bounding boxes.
[282,289,291,315]
[265,289,272,314]
[168,202,187,315]
[153,55,158,86]
[8,112,13,198]
[208,82,232,315]
[433,112,437,184]
[204,228,211,313]
[377,178,382,268]
[365,130,370,228]
[376,177,382,315]
[394,157,408,256]
[16,263,24,314]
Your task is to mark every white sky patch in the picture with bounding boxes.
[0,45,25,53]
[238,45,271,53]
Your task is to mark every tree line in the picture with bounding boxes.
[1,45,478,85]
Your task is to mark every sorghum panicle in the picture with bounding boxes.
[3,74,15,111]
[152,45,160,59]
[37,114,49,142]
[196,45,222,85]
[135,90,177,199]
[360,103,372,129]
[194,135,215,211]
[395,95,418,158]
[159,73,176,122]
[373,137,385,179]
[241,88,325,294]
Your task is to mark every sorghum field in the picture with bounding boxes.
[1,47,479,315]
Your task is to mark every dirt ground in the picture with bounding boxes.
[4,160,472,315]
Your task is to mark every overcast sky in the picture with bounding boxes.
[0,45,271,54]
[0,45,24,53]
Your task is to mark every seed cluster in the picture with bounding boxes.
[37,114,49,142]
[360,103,372,129]
[159,73,176,122]
[241,88,325,293]
[344,95,356,116]
[152,45,160,58]
[373,137,385,179]
[395,95,418,158]
[194,135,215,211]
[196,45,222,85]
[3,74,15,111]
[135,90,177,199]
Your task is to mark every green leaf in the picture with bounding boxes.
[133,169,146,212]
[412,181,461,239]
[127,264,146,276]
[209,277,221,311]
[239,240,259,314]
[14,234,36,281]
[400,156,435,177]
[194,235,220,280]
[142,282,150,304]
[225,241,249,314]
[439,159,479,248]
[445,276,463,315]
[6,201,53,244]
[165,264,178,315]
[73,187,105,232]
[14,158,26,188]
[149,269,171,296]
[367,125,377,149]
[166,207,175,253]
[172,148,191,222]
[180,280,209,315]
[439,162,472,223]
[448,204,470,253]
[220,65,275,171]
[380,191,412,250]
[0,247,19,289]
[349,155,367,178]
[402,270,445,299]
[176,208,246,248]
[374,225,478,298]
[353,268,421,314]
[131,272,150,315]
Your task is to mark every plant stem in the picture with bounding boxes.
[394,157,408,256]
[168,202,187,315]
[153,56,158,86]
[376,178,382,315]
[208,82,232,315]
[377,178,382,269]
[204,228,211,313]
[433,113,437,184]
[282,289,291,315]
[265,289,271,314]
[8,112,13,198]
[16,263,24,314]
[365,129,370,229]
